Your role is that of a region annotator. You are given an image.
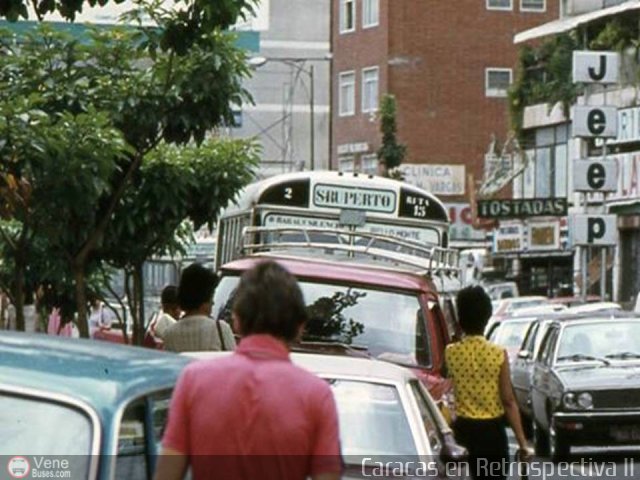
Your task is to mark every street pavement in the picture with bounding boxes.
[504,432,640,479]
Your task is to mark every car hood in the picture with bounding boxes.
[556,363,640,390]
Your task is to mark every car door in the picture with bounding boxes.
[531,326,559,430]
[115,389,173,480]
[511,320,539,413]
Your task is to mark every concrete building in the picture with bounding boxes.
[330,0,559,247]
[230,0,332,177]
[504,0,640,301]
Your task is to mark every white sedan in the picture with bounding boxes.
[186,351,467,478]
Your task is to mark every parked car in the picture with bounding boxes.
[0,332,190,479]
[510,313,572,435]
[489,296,548,326]
[486,316,538,364]
[549,295,600,308]
[484,281,519,300]
[564,301,622,315]
[187,350,467,478]
[530,314,640,459]
[212,254,461,399]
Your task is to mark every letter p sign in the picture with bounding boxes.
[587,217,605,243]
[571,215,617,246]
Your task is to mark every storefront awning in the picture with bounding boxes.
[514,1,640,44]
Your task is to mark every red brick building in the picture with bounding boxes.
[331,0,559,206]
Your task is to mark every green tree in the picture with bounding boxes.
[377,94,406,178]
[1,0,258,55]
[102,138,258,344]
[0,17,252,335]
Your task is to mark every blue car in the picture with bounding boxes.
[0,332,190,479]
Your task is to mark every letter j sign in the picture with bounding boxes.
[573,51,620,84]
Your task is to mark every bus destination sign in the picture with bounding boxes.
[313,184,396,213]
[398,188,449,222]
[258,179,310,208]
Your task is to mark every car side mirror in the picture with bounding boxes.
[517,350,531,360]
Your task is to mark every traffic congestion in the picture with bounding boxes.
[2,171,640,480]
[3,1,640,480]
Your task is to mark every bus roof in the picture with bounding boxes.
[222,170,450,223]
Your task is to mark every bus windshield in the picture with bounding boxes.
[213,276,431,368]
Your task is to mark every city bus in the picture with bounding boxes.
[213,171,463,398]
[216,170,452,269]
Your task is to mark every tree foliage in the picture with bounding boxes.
[0,4,256,336]
[377,94,406,177]
[0,0,258,55]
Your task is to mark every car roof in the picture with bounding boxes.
[186,350,418,384]
[554,312,640,325]
[0,332,190,416]
[221,254,432,292]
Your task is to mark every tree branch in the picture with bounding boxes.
[30,0,44,22]
[0,225,17,252]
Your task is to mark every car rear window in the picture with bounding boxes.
[0,392,94,476]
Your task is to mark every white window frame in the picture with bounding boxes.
[340,0,356,34]
[486,0,513,11]
[520,0,546,12]
[362,0,380,29]
[339,71,356,117]
[361,66,379,114]
[485,68,513,98]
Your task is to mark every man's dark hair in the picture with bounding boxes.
[178,264,218,311]
[161,285,179,307]
[456,285,493,335]
[233,261,308,342]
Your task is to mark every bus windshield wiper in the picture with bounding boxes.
[556,353,610,365]
[605,352,640,360]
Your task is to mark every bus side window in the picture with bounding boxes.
[427,300,448,370]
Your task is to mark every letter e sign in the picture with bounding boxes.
[572,106,618,138]
[572,159,617,192]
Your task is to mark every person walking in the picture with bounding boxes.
[144,285,181,348]
[163,263,235,353]
[155,260,342,480]
[445,285,531,480]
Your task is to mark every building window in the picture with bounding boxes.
[518,124,569,199]
[362,67,379,113]
[521,0,545,12]
[339,155,355,172]
[340,0,356,33]
[361,154,379,174]
[485,68,512,97]
[339,71,356,116]
[363,0,379,28]
[486,0,512,10]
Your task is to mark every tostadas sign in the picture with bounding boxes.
[477,198,568,219]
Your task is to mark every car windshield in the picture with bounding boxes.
[556,321,640,362]
[214,276,430,368]
[328,379,418,459]
[490,320,533,349]
[0,393,93,476]
[508,299,547,312]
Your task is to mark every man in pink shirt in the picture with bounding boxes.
[155,261,342,480]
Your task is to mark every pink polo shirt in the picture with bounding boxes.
[162,334,342,480]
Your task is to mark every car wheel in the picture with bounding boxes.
[533,420,549,456]
[549,418,570,461]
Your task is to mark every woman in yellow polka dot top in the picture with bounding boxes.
[445,285,530,480]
